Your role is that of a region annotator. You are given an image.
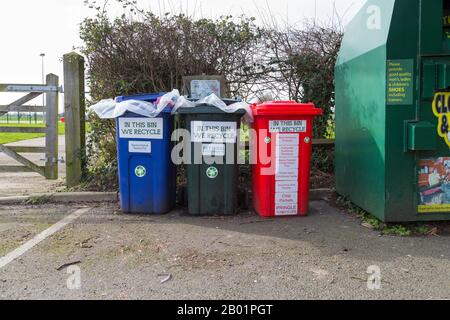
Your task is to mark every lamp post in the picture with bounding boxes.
[314,0,317,25]
[40,53,45,84]
[40,53,45,123]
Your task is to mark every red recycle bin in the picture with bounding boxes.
[251,101,323,217]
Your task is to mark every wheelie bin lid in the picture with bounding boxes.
[178,99,246,115]
[252,101,323,117]
[115,92,173,114]
[115,92,166,103]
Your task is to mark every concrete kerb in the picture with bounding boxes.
[0,192,118,205]
[0,189,334,206]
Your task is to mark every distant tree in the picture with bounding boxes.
[80,3,265,101]
[259,22,343,138]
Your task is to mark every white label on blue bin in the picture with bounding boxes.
[129,141,151,153]
[118,118,163,139]
[269,120,307,133]
[191,121,237,143]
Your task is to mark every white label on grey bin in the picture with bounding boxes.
[191,121,237,143]
[269,120,307,133]
[202,144,226,156]
[129,141,151,153]
[119,118,163,139]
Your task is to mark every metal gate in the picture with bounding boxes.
[0,74,59,179]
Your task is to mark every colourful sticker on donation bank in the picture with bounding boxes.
[418,158,450,213]
[433,90,450,148]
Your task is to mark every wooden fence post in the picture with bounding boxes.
[63,52,86,188]
[45,74,59,180]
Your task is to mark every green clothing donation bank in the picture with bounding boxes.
[335,0,450,222]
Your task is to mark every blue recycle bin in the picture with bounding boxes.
[115,93,176,214]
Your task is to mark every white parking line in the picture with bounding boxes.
[0,207,91,269]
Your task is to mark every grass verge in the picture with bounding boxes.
[334,195,444,237]
[0,123,65,144]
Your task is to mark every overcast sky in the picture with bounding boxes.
[0,0,366,106]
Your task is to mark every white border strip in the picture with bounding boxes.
[0,207,91,269]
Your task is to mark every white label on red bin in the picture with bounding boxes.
[276,168,299,179]
[277,134,300,146]
[276,181,299,193]
[276,192,298,205]
[275,204,298,216]
[274,133,300,217]
[269,120,307,133]
[275,174,299,182]
[276,145,299,158]
[276,157,299,171]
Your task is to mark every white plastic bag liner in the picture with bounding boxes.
[90,99,117,119]
[172,93,253,123]
[171,95,195,113]
[90,89,181,119]
[90,90,253,123]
